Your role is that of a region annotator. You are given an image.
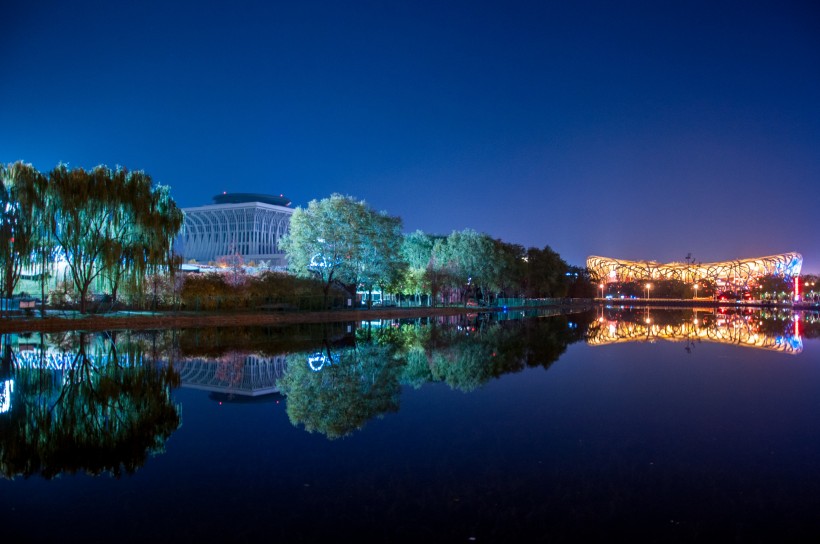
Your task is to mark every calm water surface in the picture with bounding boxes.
[2,307,820,542]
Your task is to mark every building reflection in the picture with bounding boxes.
[174,353,289,398]
[587,307,803,354]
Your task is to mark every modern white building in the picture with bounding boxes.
[181,193,293,267]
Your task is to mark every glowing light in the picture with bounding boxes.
[307,352,334,371]
[588,253,803,289]
[0,380,13,414]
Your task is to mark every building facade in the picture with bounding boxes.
[182,193,293,267]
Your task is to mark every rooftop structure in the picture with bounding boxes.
[181,193,294,267]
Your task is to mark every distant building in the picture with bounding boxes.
[587,252,803,291]
[181,193,294,267]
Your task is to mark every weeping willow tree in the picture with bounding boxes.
[48,165,183,313]
[13,163,55,316]
[102,173,184,305]
[0,163,45,311]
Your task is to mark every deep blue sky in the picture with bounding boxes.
[2,1,819,271]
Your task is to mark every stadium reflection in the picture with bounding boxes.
[587,306,804,353]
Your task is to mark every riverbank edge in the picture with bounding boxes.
[0,302,596,334]
[3,298,817,334]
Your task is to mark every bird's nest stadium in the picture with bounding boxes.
[586,253,802,291]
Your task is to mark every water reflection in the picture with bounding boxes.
[2,308,817,464]
[175,353,288,397]
[0,331,180,479]
[276,313,590,438]
[587,307,806,353]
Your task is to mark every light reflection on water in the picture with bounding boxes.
[1,308,820,541]
[588,306,804,353]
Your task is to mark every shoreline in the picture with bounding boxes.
[0,303,590,334]
[2,298,817,334]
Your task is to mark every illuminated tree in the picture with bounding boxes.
[17,163,58,316]
[438,229,502,303]
[400,231,441,305]
[281,194,405,307]
[103,173,184,305]
[0,163,46,307]
[48,165,183,313]
[355,211,405,307]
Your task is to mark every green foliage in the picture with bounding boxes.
[398,229,583,304]
[0,162,48,302]
[0,163,183,313]
[47,164,183,313]
[281,194,406,307]
[2,169,592,312]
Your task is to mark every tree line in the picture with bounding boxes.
[1,164,589,314]
[281,193,594,307]
[0,162,183,313]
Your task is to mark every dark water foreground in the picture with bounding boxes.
[2,307,820,542]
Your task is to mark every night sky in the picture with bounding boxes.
[2,1,819,271]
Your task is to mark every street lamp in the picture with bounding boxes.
[645,283,652,300]
[693,283,698,300]
[599,283,604,299]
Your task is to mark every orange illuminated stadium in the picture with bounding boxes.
[586,253,802,294]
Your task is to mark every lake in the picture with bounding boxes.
[2,306,820,542]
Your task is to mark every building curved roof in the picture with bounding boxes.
[586,252,803,285]
[212,193,292,207]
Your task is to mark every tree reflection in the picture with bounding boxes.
[0,332,181,479]
[278,338,402,440]
[394,313,589,392]
[277,312,591,438]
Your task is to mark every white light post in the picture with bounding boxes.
[599,283,604,299]
[645,283,652,300]
[693,283,698,300]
